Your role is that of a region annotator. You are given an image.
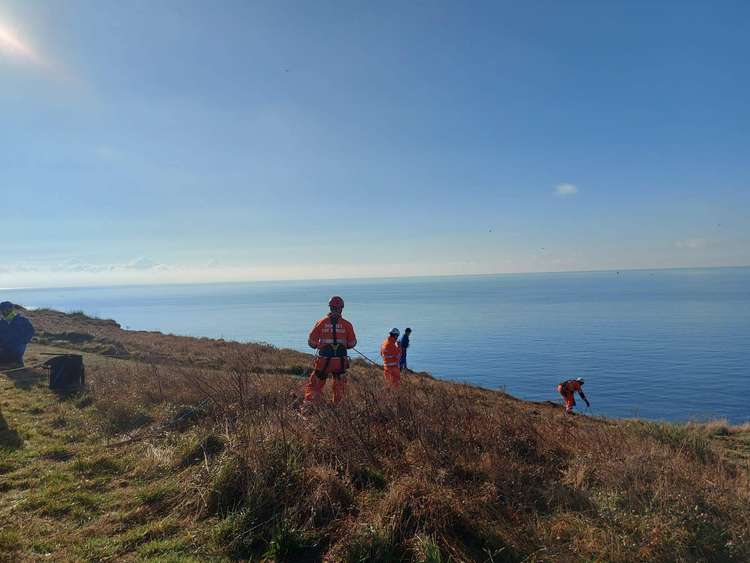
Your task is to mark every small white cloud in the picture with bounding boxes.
[46,257,168,273]
[555,183,579,197]
[55,259,105,273]
[123,257,165,271]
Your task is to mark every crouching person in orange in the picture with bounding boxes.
[304,296,357,404]
[380,328,402,389]
[557,377,590,415]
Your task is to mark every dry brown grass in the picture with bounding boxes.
[10,308,750,562]
[26,307,311,373]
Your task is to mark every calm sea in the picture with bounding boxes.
[4,268,749,423]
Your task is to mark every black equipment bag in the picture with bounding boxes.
[44,355,85,389]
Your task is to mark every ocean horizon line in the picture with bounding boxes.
[3,263,749,294]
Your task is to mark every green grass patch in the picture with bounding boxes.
[68,310,100,320]
[0,528,22,554]
[41,446,74,462]
[177,433,225,468]
[24,488,105,519]
[135,481,180,513]
[72,536,122,561]
[136,536,194,559]
[64,431,88,444]
[56,490,103,516]
[352,466,387,490]
[416,535,446,563]
[264,520,315,561]
[206,455,247,516]
[120,518,182,550]
[0,460,17,474]
[50,414,68,428]
[74,393,94,409]
[632,421,714,463]
[29,538,57,556]
[73,454,123,476]
[345,525,400,563]
[94,402,154,435]
[211,509,259,559]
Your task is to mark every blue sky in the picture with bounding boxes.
[1,0,748,287]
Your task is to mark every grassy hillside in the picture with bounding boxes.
[1,308,749,562]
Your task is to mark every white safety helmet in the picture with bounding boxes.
[575,377,585,384]
[389,327,400,336]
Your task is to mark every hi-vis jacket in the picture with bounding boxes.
[308,314,357,374]
[380,336,401,369]
[558,379,583,395]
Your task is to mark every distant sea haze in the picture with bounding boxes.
[6,267,750,423]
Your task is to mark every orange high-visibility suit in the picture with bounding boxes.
[380,335,401,389]
[304,314,357,403]
[557,379,586,413]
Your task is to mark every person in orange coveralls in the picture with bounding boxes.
[557,377,590,414]
[304,296,357,404]
[380,328,402,389]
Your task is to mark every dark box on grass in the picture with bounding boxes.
[44,355,85,389]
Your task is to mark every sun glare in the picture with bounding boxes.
[0,20,43,65]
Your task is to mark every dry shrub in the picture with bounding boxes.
[204,454,247,516]
[301,465,353,528]
[88,362,207,408]
[24,308,750,562]
[543,512,632,562]
[330,523,401,563]
[91,399,153,435]
[176,433,225,468]
[135,444,175,475]
[693,419,732,437]
[729,421,750,434]
[375,477,461,542]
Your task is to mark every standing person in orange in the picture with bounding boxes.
[304,296,357,404]
[380,328,402,389]
[557,377,590,415]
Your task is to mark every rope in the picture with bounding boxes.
[0,361,47,375]
[351,347,381,368]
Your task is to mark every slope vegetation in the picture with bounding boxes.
[0,309,749,562]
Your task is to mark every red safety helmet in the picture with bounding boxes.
[328,296,345,308]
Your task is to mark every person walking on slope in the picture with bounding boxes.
[0,302,35,366]
[380,328,402,389]
[557,377,590,415]
[304,296,357,404]
[398,327,412,371]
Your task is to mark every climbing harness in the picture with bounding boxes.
[313,316,349,380]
